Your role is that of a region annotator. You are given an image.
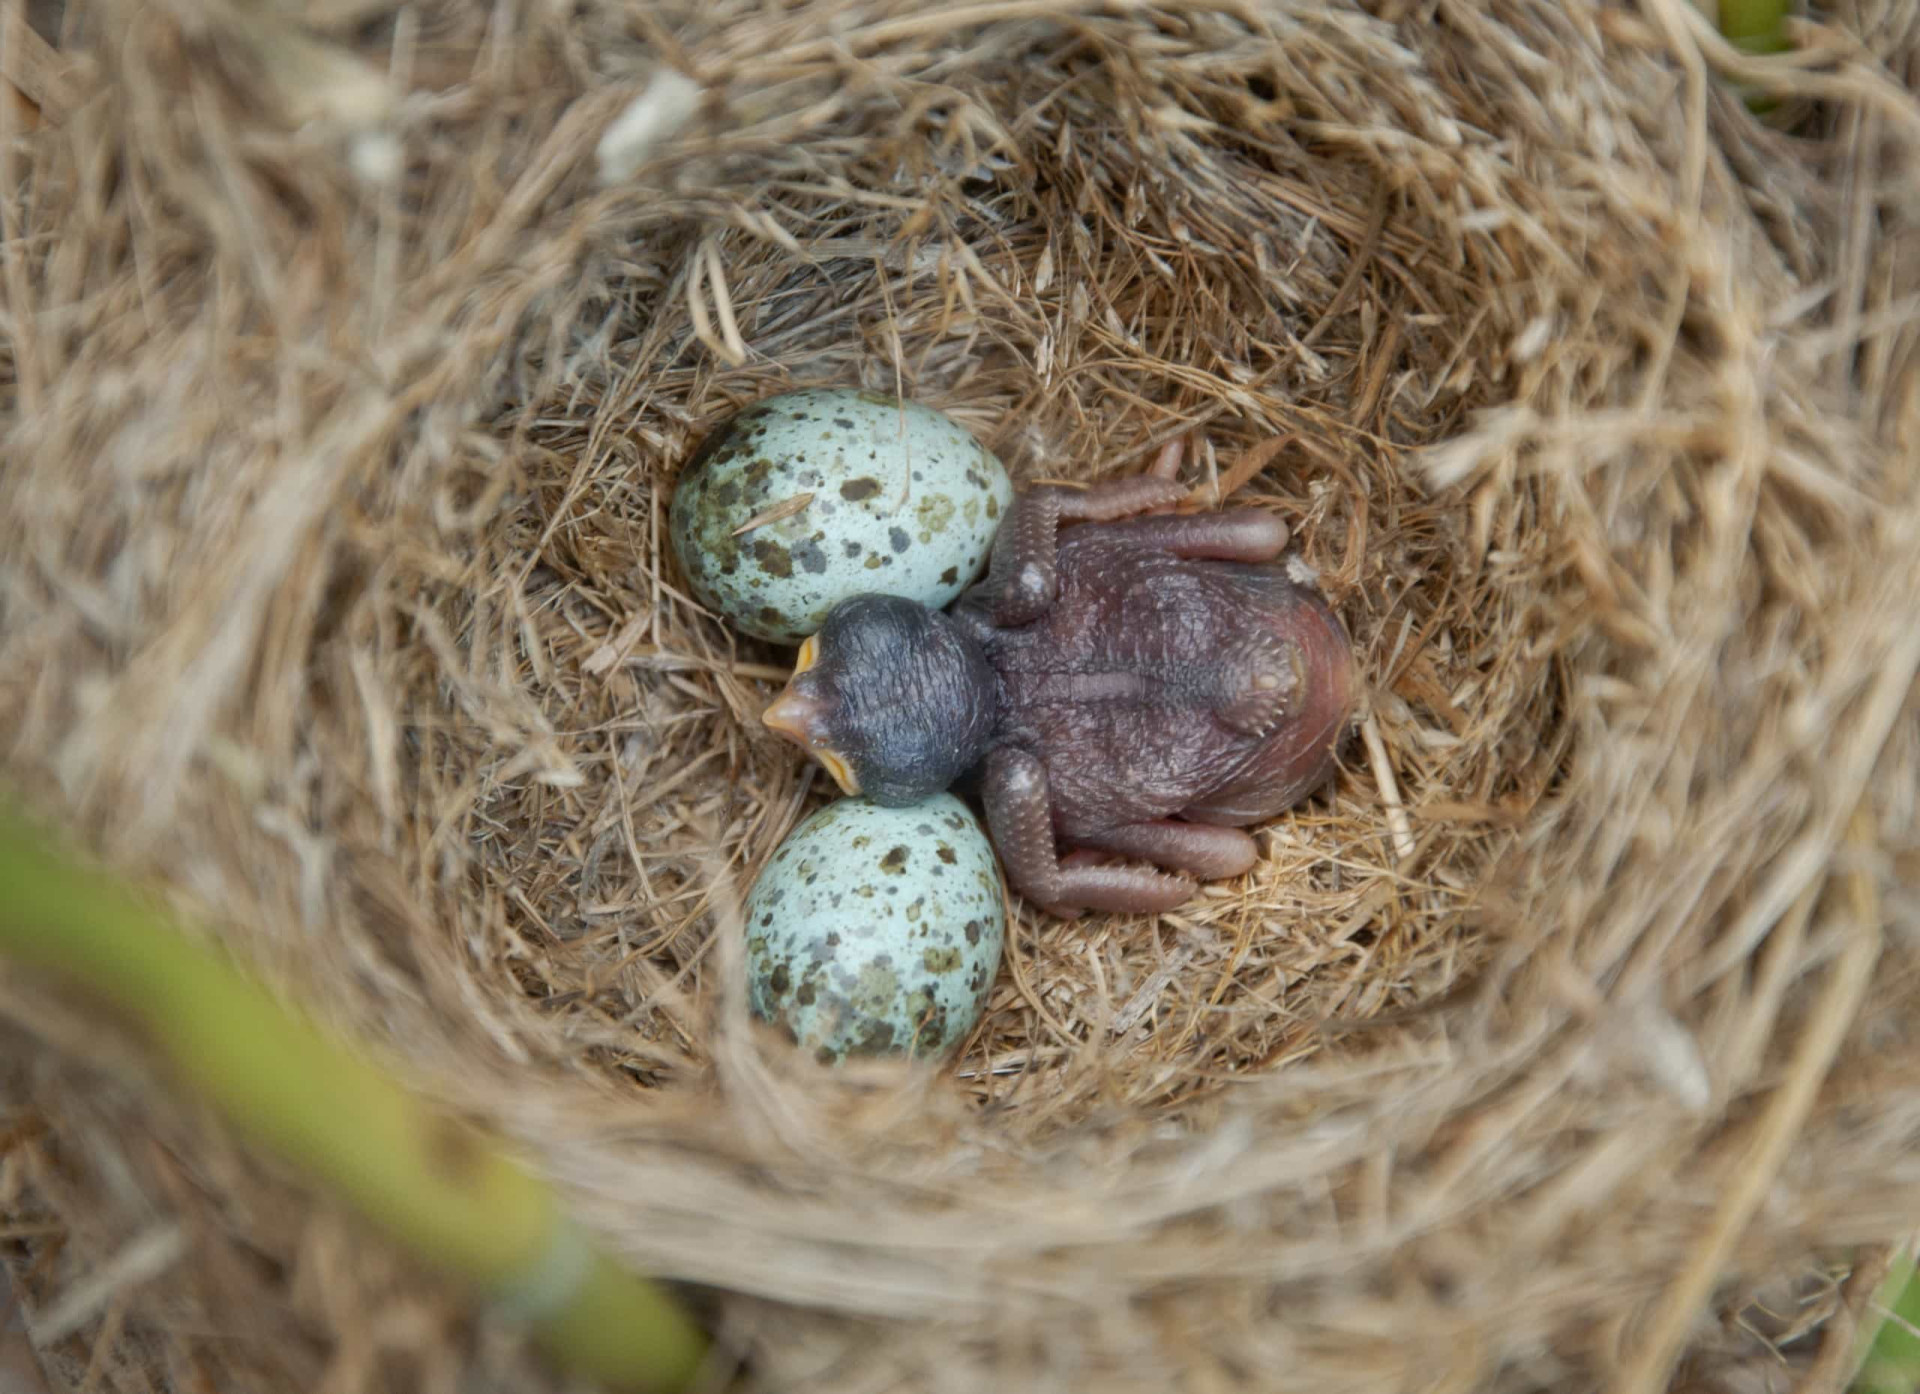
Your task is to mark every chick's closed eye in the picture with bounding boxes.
[765,594,996,807]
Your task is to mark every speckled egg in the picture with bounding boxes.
[743,794,1006,1065]
[669,388,1015,644]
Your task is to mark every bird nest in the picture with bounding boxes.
[3,0,1919,1391]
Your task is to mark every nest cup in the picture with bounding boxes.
[3,1,1919,1391]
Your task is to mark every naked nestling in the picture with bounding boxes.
[763,440,1356,918]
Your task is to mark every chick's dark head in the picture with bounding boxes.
[762,594,996,806]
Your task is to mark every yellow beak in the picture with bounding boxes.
[763,637,861,795]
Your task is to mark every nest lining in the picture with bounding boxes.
[2,0,1919,1392]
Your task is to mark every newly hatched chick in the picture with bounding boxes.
[764,439,1356,918]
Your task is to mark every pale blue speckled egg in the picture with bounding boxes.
[669,388,1014,644]
[743,794,1006,1065]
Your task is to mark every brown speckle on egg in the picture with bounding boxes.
[666,388,1014,644]
[742,795,1005,1065]
[753,539,793,577]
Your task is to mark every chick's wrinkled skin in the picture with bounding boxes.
[764,438,1357,918]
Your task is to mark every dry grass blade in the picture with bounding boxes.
[0,0,1917,1391]
[1614,813,1886,1394]
[729,492,816,536]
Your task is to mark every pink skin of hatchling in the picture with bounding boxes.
[763,436,1357,919]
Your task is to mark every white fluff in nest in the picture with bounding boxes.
[596,69,701,186]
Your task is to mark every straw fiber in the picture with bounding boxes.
[3,0,1919,1390]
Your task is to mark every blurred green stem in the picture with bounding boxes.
[1703,0,1791,114]
[1855,1251,1920,1394]
[0,805,707,1393]
[1715,0,1792,54]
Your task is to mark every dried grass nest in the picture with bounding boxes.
[3,0,1920,1390]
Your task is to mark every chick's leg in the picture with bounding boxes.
[973,475,1188,627]
[982,747,1194,917]
[1078,509,1290,562]
[1071,820,1259,879]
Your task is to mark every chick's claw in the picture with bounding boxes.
[1146,435,1187,480]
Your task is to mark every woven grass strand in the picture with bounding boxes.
[1,0,1916,1386]
[0,806,707,1394]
